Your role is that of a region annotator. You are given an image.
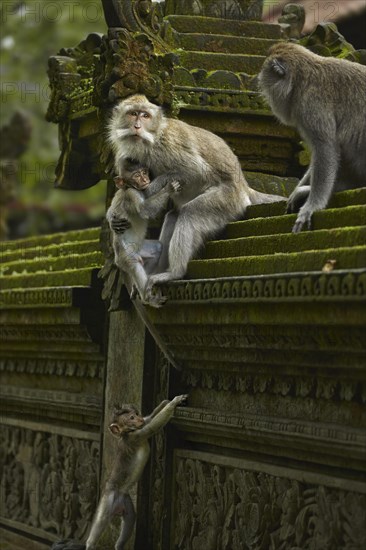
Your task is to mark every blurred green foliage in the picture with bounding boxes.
[0,0,107,236]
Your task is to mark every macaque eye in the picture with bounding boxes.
[129,111,138,117]
[142,112,150,119]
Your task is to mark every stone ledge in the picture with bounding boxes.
[161,270,366,303]
[0,287,91,309]
[173,408,366,468]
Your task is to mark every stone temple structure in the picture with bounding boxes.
[0,1,365,548]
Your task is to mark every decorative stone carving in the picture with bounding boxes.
[180,368,364,403]
[162,270,366,303]
[150,353,170,548]
[300,22,366,64]
[172,453,366,549]
[94,28,176,107]
[278,3,305,39]
[0,425,99,540]
[101,0,165,38]
[165,0,264,20]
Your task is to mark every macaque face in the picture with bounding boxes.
[128,167,151,190]
[112,95,162,145]
[114,167,151,191]
[109,407,145,437]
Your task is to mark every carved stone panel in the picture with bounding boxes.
[0,423,99,542]
[171,451,366,550]
[165,0,264,20]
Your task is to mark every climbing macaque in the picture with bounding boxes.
[85,395,188,549]
[108,95,284,290]
[259,42,366,232]
[106,161,181,307]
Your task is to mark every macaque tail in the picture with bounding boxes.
[249,189,286,205]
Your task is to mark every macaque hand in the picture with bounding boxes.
[171,394,188,407]
[111,217,131,234]
[169,180,182,194]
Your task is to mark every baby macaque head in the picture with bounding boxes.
[109,404,145,437]
[114,162,151,191]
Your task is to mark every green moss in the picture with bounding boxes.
[205,226,366,259]
[178,51,264,74]
[227,205,366,239]
[164,16,282,39]
[188,245,366,279]
[0,239,100,264]
[0,252,103,277]
[0,228,100,253]
[329,188,366,208]
[0,269,94,290]
[178,34,277,56]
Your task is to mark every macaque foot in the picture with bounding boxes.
[142,287,167,308]
[292,208,313,233]
[146,271,179,292]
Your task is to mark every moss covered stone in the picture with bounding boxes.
[188,245,366,279]
[205,226,366,259]
[177,34,278,56]
[227,205,366,239]
[1,251,103,277]
[0,268,95,290]
[178,51,265,74]
[164,16,282,39]
[0,228,100,253]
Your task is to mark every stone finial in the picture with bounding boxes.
[278,3,306,39]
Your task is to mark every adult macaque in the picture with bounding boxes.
[108,94,284,289]
[259,42,366,233]
[85,395,188,550]
[106,161,181,307]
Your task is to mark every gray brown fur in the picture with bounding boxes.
[259,42,366,232]
[108,95,284,288]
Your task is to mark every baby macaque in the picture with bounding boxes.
[106,161,181,307]
[85,395,188,549]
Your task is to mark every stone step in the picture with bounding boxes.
[0,227,100,253]
[187,245,366,279]
[227,205,366,239]
[0,268,96,290]
[0,238,100,263]
[177,51,265,73]
[205,226,366,259]
[245,188,366,220]
[165,15,282,39]
[176,33,277,55]
[0,251,103,277]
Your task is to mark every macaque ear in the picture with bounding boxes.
[271,58,287,77]
[109,423,121,436]
[114,176,125,189]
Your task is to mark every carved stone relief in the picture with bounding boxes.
[0,425,99,541]
[172,453,366,550]
[150,352,170,548]
[165,0,264,20]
